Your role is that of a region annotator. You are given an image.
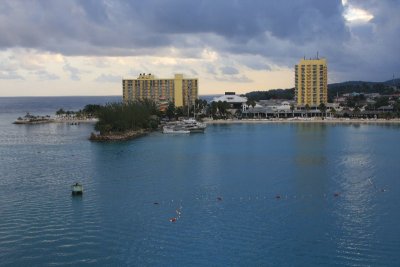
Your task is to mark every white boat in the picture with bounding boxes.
[162,118,206,134]
[180,118,207,133]
[163,126,190,134]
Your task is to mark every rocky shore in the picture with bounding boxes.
[89,129,149,142]
[13,115,98,125]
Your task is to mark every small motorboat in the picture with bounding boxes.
[71,183,83,195]
[163,126,190,134]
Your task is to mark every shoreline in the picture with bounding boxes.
[89,129,149,142]
[204,118,400,124]
[13,118,98,125]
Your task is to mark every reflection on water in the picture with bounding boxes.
[0,116,400,266]
[293,123,328,198]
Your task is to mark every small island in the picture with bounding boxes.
[14,113,54,124]
[89,100,160,141]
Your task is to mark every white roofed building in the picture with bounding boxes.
[212,92,247,109]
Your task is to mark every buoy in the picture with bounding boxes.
[71,182,83,195]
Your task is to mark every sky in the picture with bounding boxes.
[0,0,399,96]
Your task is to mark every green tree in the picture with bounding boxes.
[247,99,256,109]
[331,107,336,117]
[318,103,327,117]
[290,104,295,117]
[375,96,389,108]
[353,106,361,117]
[166,102,175,119]
[56,108,65,115]
[83,104,102,116]
[94,101,158,135]
[305,104,310,117]
[210,102,218,118]
[393,100,400,117]
[217,101,226,116]
[365,103,376,111]
[175,106,185,118]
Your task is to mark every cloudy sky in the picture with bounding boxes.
[0,0,399,96]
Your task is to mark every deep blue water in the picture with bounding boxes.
[0,97,400,266]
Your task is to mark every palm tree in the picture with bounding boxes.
[246,100,256,109]
[353,106,361,118]
[305,104,310,118]
[318,103,327,118]
[290,104,295,118]
[330,107,336,118]
[210,102,218,118]
[166,102,175,119]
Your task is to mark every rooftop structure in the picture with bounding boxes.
[212,92,247,109]
[212,92,247,103]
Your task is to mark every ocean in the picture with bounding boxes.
[0,96,399,266]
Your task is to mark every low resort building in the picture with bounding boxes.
[212,92,247,109]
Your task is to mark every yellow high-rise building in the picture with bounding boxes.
[122,73,198,107]
[295,58,328,106]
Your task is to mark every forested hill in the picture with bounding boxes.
[243,88,295,101]
[243,78,400,101]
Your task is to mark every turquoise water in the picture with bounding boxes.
[0,97,400,266]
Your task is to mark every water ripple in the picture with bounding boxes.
[1,116,400,266]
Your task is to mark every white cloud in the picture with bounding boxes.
[0,70,24,80]
[95,74,121,83]
[343,6,374,24]
[33,70,60,81]
[63,61,81,81]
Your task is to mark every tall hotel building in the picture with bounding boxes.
[295,58,328,106]
[122,73,198,107]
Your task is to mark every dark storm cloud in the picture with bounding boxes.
[0,0,347,54]
[0,0,399,82]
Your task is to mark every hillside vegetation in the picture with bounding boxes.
[243,79,400,102]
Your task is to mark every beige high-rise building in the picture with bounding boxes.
[295,58,328,106]
[122,73,198,107]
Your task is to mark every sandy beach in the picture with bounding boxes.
[54,117,98,123]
